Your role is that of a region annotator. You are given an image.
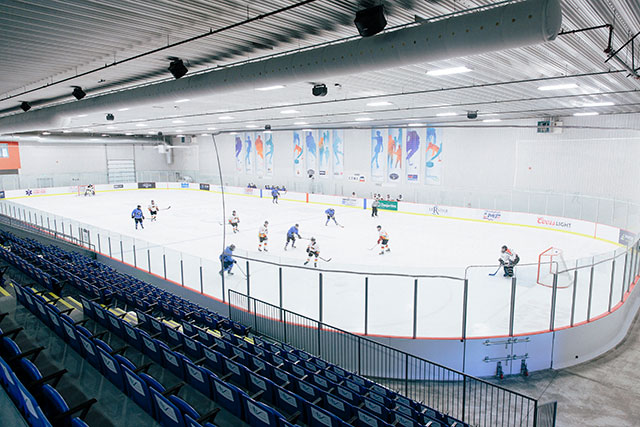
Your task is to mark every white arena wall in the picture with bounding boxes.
[0,182,638,377]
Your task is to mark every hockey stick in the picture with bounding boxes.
[162,206,172,210]
[234,262,247,278]
[368,244,378,251]
[319,256,332,262]
[488,265,502,276]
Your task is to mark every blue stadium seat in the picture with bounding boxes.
[122,365,155,415]
[40,384,96,427]
[244,395,286,427]
[211,375,245,418]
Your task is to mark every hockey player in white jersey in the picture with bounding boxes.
[499,245,520,277]
[304,237,320,267]
[258,221,269,251]
[148,200,159,221]
[376,225,390,255]
[229,210,240,233]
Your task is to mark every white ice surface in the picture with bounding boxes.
[12,190,622,338]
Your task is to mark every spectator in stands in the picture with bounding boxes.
[351,192,356,197]
[386,194,392,201]
[397,194,403,202]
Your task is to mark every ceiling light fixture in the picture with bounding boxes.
[280,110,300,114]
[172,120,185,124]
[355,117,373,121]
[538,83,578,91]
[483,119,502,123]
[42,132,51,135]
[218,116,234,120]
[427,66,472,76]
[574,112,599,116]
[175,98,190,103]
[581,101,614,107]
[76,114,88,118]
[293,121,308,125]
[436,112,457,117]
[136,123,147,127]
[125,132,134,136]
[82,128,92,132]
[367,101,392,107]
[62,130,72,133]
[407,123,423,127]
[207,127,217,131]
[256,85,285,91]
[117,108,130,112]
[246,124,258,128]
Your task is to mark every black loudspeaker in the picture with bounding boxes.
[312,84,328,97]
[72,86,86,100]
[20,102,31,112]
[168,59,188,79]
[354,5,387,37]
[467,111,478,120]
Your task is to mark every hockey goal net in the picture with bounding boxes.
[537,247,574,288]
[76,185,95,196]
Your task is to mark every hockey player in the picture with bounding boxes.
[131,205,145,230]
[271,187,280,204]
[258,221,269,251]
[499,245,520,277]
[284,224,301,250]
[219,244,237,275]
[376,225,390,254]
[304,237,320,267]
[84,184,95,196]
[371,198,379,217]
[229,210,240,233]
[148,200,159,221]
[325,208,339,226]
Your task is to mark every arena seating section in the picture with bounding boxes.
[0,229,468,427]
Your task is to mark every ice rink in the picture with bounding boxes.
[12,189,622,338]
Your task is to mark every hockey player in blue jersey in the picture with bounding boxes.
[324,208,343,227]
[131,205,144,229]
[219,244,237,275]
[284,224,302,250]
[271,188,279,204]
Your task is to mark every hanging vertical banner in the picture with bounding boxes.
[387,128,403,182]
[425,127,443,185]
[293,131,304,176]
[254,132,265,177]
[332,130,344,178]
[318,129,331,178]
[370,128,386,183]
[304,130,317,175]
[244,133,254,174]
[234,134,244,173]
[405,129,421,182]
[264,132,274,177]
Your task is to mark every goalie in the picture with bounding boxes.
[499,245,520,277]
[84,184,95,196]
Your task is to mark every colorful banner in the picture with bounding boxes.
[332,130,344,178]
[318,130,330,178]
[264,132,274,177]
[244,133,254,174]
[293,131,304,176]
[425,127,443,185]
[387,128,403,182]
[304,130,317,176]
[234,134,244,173]
[255,132,265,177]
[378,200,398,211]
[371,129,385,183]
[405,129,421,182]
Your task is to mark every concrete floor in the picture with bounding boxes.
[493,311,640,427]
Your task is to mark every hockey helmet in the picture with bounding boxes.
[229,244,236,251]
[501,245,508,252]
[376,225,381,230]
[310,237,316,242]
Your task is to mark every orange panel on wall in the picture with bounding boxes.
[0,142,21,170]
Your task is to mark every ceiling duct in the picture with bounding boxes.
[1,134,163,144]
[0,0,561,134]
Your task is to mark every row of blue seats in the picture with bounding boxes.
[0,232,247,336]
[0,306,93,427]
[2,230,466,427]
[126,298,459,427]
[0,245,59,293]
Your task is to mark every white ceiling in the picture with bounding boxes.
[1,0,639,137]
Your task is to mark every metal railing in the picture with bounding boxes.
[229,289,550,427]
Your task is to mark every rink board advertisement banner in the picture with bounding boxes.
[378,200,398,211]
[199,183,210,191]
[138,182,156,189]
